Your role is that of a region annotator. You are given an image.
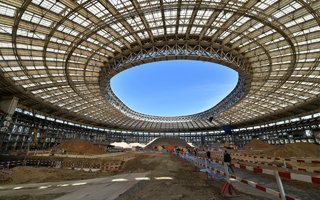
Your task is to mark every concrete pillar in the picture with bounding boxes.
[0,96,19,116]
[13,134,19,150]
[0,96,19,150]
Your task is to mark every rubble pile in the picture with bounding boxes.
[145,137,190,150]
[55,139,105,155]
[266,142,320,158]
[244,139,274,151]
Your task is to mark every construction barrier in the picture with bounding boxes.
[230,157,320,174]
[0,160,53,169]
[197,157,320,185]
[177,153,298,200]
[0,159,125,172]
[213,151,320,164]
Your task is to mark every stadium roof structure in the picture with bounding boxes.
[0,0,320,132]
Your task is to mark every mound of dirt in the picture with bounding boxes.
[55,139,105,155]
[265,143,320,158]
[144,137,190,150]
[244,139,274,151]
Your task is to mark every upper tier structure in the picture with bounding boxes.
[0,0,320,131]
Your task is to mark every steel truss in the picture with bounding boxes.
[1,111,318,152]
[101,42,250,123]
[0,0,320,132]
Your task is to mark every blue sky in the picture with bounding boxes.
[111,60,238,117]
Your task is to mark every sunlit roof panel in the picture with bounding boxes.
[0,0,319,132]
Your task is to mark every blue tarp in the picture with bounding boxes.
[180,153,225,179]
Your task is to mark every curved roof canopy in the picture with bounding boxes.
[0,0,320,132]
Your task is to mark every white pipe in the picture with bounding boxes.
[274,171,286,200]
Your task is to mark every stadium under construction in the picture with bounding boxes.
[0,0,320,200]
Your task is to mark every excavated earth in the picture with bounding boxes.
[54,139,105,155]
[117,153,271,200]
[0,152,272,200]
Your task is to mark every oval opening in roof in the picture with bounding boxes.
[110,60,238,117]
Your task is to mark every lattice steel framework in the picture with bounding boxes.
[102,42,250,123]
[0,0,320,132]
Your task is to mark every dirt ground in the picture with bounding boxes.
[0,166,114,185]
[0,152,273,200]
[0,153,135,185]
[117,153,271,200]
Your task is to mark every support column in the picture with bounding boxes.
[0,96,19,151]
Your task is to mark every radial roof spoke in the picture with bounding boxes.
[0,0,319,132]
